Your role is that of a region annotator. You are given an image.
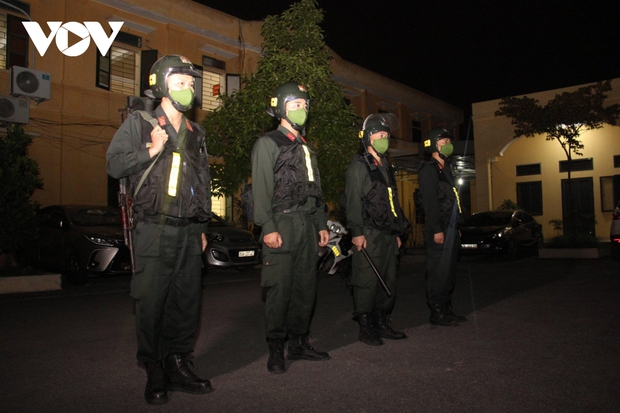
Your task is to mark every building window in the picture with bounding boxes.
[0,14,7,69]
[0,13,29,70]
[201,69,224,111]
[600,175,620,212]
[411,119,422,143]
[516,181,543,215]
[516,163,541,176]
[97,45,139,95]
[614,155,620,168]
[559,158,593,173]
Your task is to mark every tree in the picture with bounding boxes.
[495,80,620,239]
[0,126,44,265]
[202,0,358,210]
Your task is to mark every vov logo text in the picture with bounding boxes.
[22,21,124,57]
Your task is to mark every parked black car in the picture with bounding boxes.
[459,210,543,260]
[202,214,261,270]
[33,205,132,284]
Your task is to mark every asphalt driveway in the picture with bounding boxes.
[1,250,618,412]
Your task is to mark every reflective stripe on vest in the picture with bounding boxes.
[388,187,398,217]
[452,187,462,214]
[302,145,314,182]
[168,152,181,196]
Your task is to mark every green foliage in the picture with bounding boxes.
[495,80,620,160]
[202,0,358,204]
[0,126,44,260]
[549,219,563,236]
[497,199,520,210]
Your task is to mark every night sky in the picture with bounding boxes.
[196,0,620,116]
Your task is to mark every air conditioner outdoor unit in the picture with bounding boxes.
[10,66,51,102]
[126,96,156,114]
[0,96,30,124]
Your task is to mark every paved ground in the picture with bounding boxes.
[1,249,619,412]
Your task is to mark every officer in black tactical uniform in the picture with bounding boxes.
[251,82,331,374]
[417,128,467,327]
[106,55,212,404]
[345,113,407,346]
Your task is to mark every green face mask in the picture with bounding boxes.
[169,88,194,107]
[372,138,389,154]
[287,108,308,126]
[440,142,454,157]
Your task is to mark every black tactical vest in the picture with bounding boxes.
[419,159,463,229]
[264,130,323,213]
[129,111,211,222]
[357,154,405,234]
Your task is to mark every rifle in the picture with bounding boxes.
[118,177,135,274]
[360,247,392,297]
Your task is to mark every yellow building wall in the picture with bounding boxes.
[473,78,620,242]
[3,0,463,239]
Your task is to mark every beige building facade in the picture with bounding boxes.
[472,78,620,242]
[1,0,462,246]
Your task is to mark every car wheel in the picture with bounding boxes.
[64,251,88,285]
[505,239,518,261]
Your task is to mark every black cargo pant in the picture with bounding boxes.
[131,221,204,364]
[350,228,398,315]
[425,226,460,306]
[261,212,321,339]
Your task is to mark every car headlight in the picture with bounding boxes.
[85,235,121,247]
[207,233,225,242]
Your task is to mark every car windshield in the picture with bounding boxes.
[69,207,122,226]
[209,214,233,228]
[465,212,512,227]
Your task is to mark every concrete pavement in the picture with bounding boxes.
[1,250,619,412]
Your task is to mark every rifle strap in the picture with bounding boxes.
[133,110,163,198]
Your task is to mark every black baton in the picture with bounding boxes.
[360,247,392,297]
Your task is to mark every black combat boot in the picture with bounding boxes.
[373,309,407,340]
[164,353,212,394]
[357,313,383,346]
[287,334,331,361]
[445,300,467,322]
[267,338,286,374]
[144,361,168,405]
[429,303,460,327]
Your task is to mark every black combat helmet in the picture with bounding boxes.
[423,128,454,153]
[358,113,399,150]
[145,54,202,104]
[267,82,310,131]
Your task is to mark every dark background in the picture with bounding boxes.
[196,0,620,119]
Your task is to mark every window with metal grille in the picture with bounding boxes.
[559,158,593,173]
[201,69,224,111]
[516,163,541,176]
[0,13,29,70]
[96,45,138,95]
[516,181,543,215]
[110,46,137,95]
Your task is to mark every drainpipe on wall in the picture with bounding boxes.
[488,156,497,210]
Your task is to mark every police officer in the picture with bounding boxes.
[251,82,331,374]
[106,55,212,404]
[418,128,467,327]
[345,113,407,346]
